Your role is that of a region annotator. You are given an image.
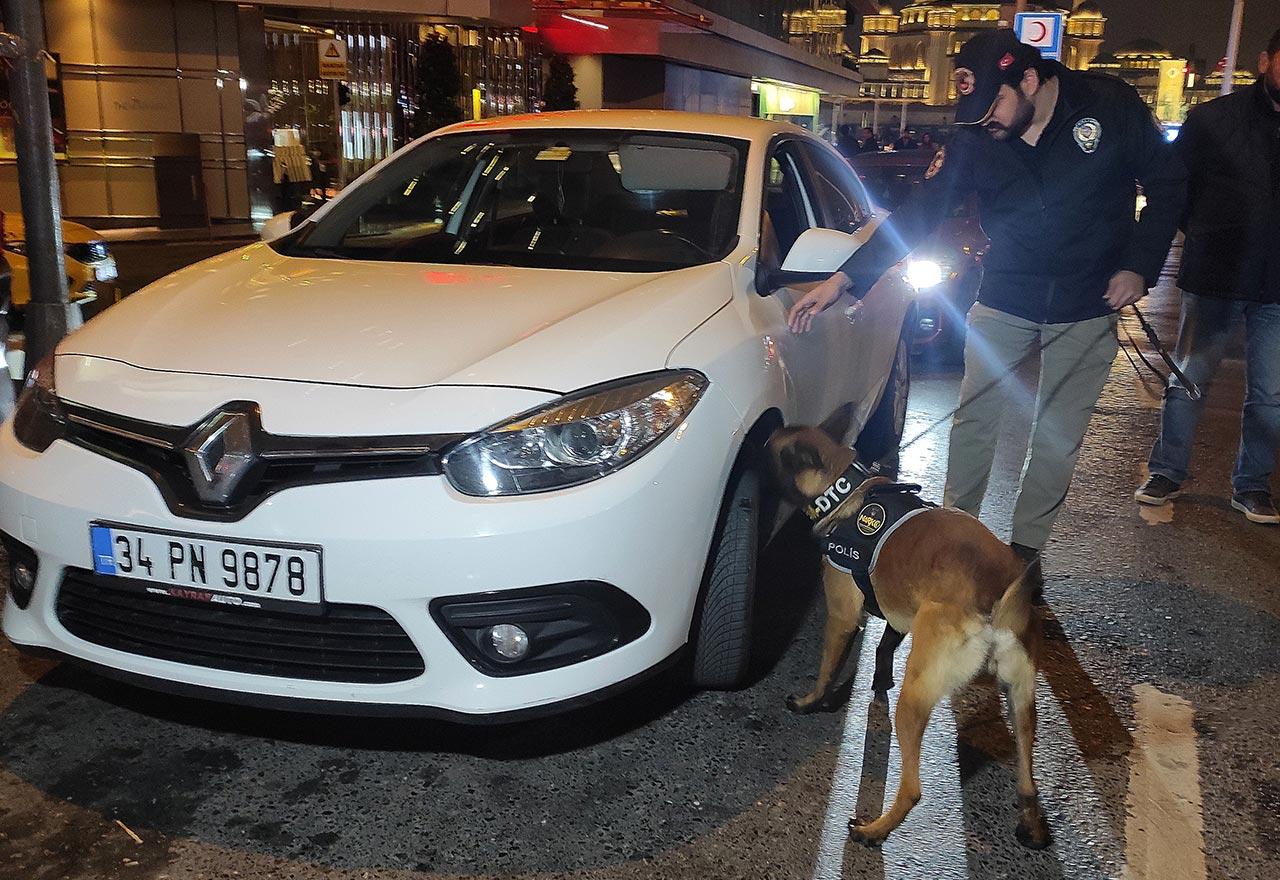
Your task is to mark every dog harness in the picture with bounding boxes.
[805,467,934,619]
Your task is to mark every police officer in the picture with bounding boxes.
[788,29,1186,581]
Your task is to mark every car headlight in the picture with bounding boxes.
[12,352,67,453]
[443,370,708,497]
[905,259,945,291]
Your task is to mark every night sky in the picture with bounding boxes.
[1100,0,1274,64]
[879,2,1277,64]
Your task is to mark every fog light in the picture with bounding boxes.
[487,624,530,661]
[12,562,35,594]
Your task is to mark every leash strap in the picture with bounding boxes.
[1129,304,1202,401]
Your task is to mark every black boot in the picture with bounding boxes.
[1010,542,1045,606]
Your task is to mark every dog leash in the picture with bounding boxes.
[894,301,1192,460]
[1126,304,1202,401]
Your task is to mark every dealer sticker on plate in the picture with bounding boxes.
[90,524,323,608]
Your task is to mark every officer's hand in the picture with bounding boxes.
[788,272,853,334]
[1104,270,1148,310]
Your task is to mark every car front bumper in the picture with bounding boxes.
[0,386,741,717]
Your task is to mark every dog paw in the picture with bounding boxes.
[786,694,817,714]
[1015,818,1052,850]
[847,819,884,848]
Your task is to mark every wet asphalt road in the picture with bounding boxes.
[0,246,1277,880]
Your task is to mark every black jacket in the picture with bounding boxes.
[1175,80,1280,304]
[841,63,1186,324]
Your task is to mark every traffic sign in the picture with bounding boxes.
[1014,12,1065,61]
[317,38,347,80]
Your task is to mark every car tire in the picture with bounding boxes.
[856,331,910,468]
[690,468,759,690]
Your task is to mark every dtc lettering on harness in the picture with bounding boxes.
[821,484,934,619]
[805,475,854,521]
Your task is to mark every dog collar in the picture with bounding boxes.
[804,462,874,525]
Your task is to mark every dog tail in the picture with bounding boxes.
[991,564,1035,636]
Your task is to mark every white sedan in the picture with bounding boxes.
[0,111,913,719]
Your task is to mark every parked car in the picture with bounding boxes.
[0,212,120,328]
[0,250,13,418]
[850,149,987,361]
[0,111,914,719]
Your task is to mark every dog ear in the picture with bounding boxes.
[818,404,854,447]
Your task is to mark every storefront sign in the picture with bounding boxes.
[318,39,348,80]
[0,52,67,159]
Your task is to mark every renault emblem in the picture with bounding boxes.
[182,410,257,504]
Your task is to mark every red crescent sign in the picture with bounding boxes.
[1031,21,1048,42]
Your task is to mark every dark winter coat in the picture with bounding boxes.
[1175,79,1280,304]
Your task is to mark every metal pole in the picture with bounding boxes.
[332,81,344,189]
[0,0,73,373]
[1220,0,1246,96]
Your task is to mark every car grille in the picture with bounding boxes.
[62,402,466,522]
[56,569,426,683]
[65,241,111,264]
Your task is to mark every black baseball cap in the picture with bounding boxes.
[953,29,1043,125]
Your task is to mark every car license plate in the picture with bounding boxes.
[94,258,118,282]
[89,524,322,607]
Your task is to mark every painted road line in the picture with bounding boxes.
[1122,684,1206,880]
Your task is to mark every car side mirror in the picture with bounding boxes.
[758,227,865,293]
[260,212,295,242]
[780,227,862,275]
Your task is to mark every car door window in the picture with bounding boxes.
[798,142,872,235]
[761,143,817,263]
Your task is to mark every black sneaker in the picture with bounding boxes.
[1011,542,1045,605]
[1231,491,1280,524]
[1134,474,1181,505]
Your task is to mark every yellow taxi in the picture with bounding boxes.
[1,212,119,317]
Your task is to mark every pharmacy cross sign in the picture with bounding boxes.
[1013,12,1065,61]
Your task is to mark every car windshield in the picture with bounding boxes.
[274,129,748,272]
[854,165,924,212]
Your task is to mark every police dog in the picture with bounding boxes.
[768,425,1049,849]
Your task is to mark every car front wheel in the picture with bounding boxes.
[690,468,759,689]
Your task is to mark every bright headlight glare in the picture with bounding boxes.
[443,370,708,496]
[905,259,945,291]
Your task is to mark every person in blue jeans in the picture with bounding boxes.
[1136,28,1280,523]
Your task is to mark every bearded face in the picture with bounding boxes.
[983,85,1037,142]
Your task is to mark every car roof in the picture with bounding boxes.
[433,110,815,149]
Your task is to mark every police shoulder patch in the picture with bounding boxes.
[1073,117,1102,154]
[924,147,946,180]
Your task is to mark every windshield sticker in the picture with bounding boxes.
[535,146,573,161]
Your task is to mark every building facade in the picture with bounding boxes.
[1,0,878,227]
[0,0,541,227]
[1088,39,1257,122]
[849,0,1105,132]
[537,1,870,134]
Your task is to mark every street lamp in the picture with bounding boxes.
[1220,0,1245,96]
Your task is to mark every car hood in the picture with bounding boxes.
[60,244,733,392]
[4,214,103,245]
